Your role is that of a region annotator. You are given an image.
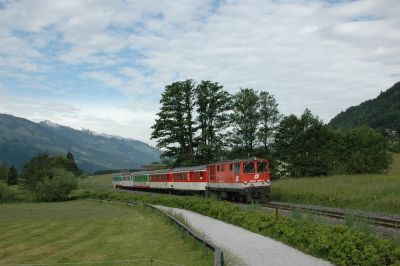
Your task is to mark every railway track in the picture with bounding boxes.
[113,188,400,229]
[262,201,400,229]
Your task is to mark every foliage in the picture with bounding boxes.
[339,127,392,174]
[34,168,77,202]
[7,165,17,185]
[273,109,330,177]
[273,111,392,177]
[229,88,260,152]
[151,79,392,176]
[66,151,79,175]
[20,152,79,201]
[329,81,400,132]
[151,80,196,165]
[0,162,9,181]
[195,80,231,163]
[21,152,54,191]
[79,190,400,265]
[271,159,290,179]
[0,181,17,203]
[257,91,280,152]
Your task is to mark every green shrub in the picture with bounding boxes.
[0,181,17,203]
[78,189,400,265]
[34,168,77,202]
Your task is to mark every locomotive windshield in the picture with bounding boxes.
[244,162,255,173]
[257,161,268,173]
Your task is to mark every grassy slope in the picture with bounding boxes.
[0,200,212,265]
[271,153,400,214]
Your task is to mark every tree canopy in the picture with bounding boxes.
[151,79,392,177]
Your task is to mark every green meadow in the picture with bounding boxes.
[0,200,213,265]
[79,173,114,190]
[271,153,400,214]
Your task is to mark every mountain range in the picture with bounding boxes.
[0,113,161,172]
[329,82,400,131]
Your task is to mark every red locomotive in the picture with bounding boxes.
[112,159,271,202]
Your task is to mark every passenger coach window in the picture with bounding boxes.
[244,162,255,173]
[229,164,233,171]
[257,161,267,173]
[234,163,240,174]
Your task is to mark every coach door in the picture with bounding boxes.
[208,165,216,183]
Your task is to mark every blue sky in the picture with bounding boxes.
[0,0,399,145]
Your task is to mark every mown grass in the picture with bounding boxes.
[271,153,400,214]
[79,174,113,190]
[0,200,213,265]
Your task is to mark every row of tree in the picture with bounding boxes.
[1,151,80,202]
[151,80,280,165]
[0,163,17,185]
[151,79,392,177]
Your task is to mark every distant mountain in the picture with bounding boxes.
[0,113,161,172]
[329,82,400,131]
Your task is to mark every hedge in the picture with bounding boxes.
[78,190,400,266]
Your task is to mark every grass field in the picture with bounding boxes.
[271,153,400,214]
[0,200,213,265]
[79,174,113,190]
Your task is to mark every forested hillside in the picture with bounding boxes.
[0,114,161,172]
[329,82,400,131]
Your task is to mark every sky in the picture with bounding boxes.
[0,0,399,146]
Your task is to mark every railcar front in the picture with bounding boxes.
[206,159,271,202]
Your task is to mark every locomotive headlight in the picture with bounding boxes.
[267,180,271,183]
[244,181,247,185]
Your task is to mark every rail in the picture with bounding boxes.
[88,199,224,266]
[262,201,400,229]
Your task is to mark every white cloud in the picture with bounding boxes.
[0,0,399,142]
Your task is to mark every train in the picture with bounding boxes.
[112,158,271,202]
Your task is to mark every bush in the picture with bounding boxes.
[34,168,77,202]
[0,181,17,203]
[78,190,400,265]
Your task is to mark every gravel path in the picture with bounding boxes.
[154,205,331,266]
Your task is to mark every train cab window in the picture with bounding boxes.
[257,161,267,172]
[244,162,255,173]
[229,164,233,171]
[234,163,240,174]
[217,165,220,172]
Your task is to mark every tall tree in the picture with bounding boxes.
[229,88,260,153]
[273,109,330,177]
[151,80,196,165]
[0,162,8,181]
[257,91,280,152]
[7,165,17,185]
[66,151,79,176]
[195,81,231,163]
[21,153,53,191]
